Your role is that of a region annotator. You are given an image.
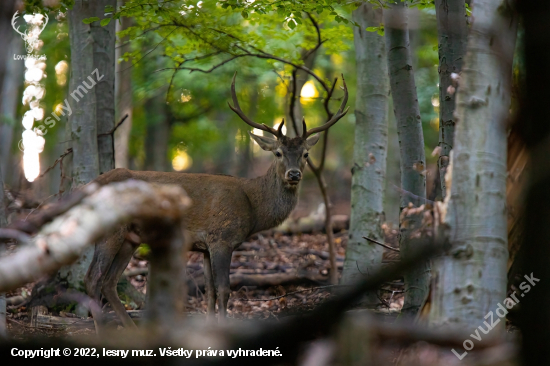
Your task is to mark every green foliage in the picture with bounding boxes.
[218,0,360,27]
[366,24,384,36]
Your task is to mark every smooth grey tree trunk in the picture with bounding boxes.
[384,98,401,226]
[0,0,16,101]
[0,36,23,180]
[115,7,133,169]
[384,2,429,318]
[430,0,517,330]
[68,1,99,187]
[92,0,117,175]
[59,1,100,294]
[435,0,468,199]
[341,3,389,307]
[0,163,7,337]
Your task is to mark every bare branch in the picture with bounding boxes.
[364,236,400,252]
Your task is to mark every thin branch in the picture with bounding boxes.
[364,236,401,252]
[35,148,73,181]
[302,13,325,61]
[119,26,178,74]
[156,54,248,75]
[98,114,129,137]
[318,77,338,171]
[272,69,290,93]
[289,68,300,135]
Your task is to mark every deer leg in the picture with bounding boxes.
[203,251,217,319]
[210,246,232,321]
[85,232,126,330]
[100,239,138,329]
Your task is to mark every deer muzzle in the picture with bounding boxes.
[285,169,302,184]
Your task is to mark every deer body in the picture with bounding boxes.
[85,73,348,328]
[97,163,299,250]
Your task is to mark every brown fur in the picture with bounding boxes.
[85,134,318,326]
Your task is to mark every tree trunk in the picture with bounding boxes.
[92,0,117,175]
[68,1,99,187]
[435,0,468,199]
[341,3,389,307]
[114,10,133,169]
[59,1,100,295]
[0,37,24,181]
[384,2,429,318]
[144,95,170,172]
[0,0,20,182]
[430,0,517,330]
[384,98,401,226]
[0,163,7,337]
[0,0,16,100]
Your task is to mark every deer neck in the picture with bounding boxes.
[243,161,299,233]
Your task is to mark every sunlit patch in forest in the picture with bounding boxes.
[172,150,193,171]
[300,80,318,103]
[331,54,344,66]
[180,89,192,103]
[275,79,287,97]
[20,14,48,182]
[55,60,68,86]
[431,117,439,130]
[431,94,440,107]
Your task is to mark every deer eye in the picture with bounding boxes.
[275,151,282,157]
[304,153,309,159]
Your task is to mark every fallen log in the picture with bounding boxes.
[274,214,349,234]
[0,181,191,294]
[187,272,329,294]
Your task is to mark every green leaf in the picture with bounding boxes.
[366,26,379,32]
[288,20,296,29]
[82,16,100,24]
[241,10,248,18]
[100,17,111,26]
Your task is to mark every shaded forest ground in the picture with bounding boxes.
[4,228,402,336]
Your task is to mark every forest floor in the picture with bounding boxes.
[4,227,403,337]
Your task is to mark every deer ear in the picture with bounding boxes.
[249,131,278,151]
[304,133,320,150]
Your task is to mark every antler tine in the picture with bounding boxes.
[227,72,279,136]
[11,11,26,37]
[277,119,285,137]
[39,13,49,33]
[301,117,307,139]
[304,74,350,138]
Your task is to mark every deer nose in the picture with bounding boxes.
[287,170,302,181]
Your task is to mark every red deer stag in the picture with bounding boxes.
[85,73,349,327]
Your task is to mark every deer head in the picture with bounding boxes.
[228,72,349,188]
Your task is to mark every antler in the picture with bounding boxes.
[38,13,49,34]
[302,74,349,139]
[11,11,26,37]
[228,72,283,138]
